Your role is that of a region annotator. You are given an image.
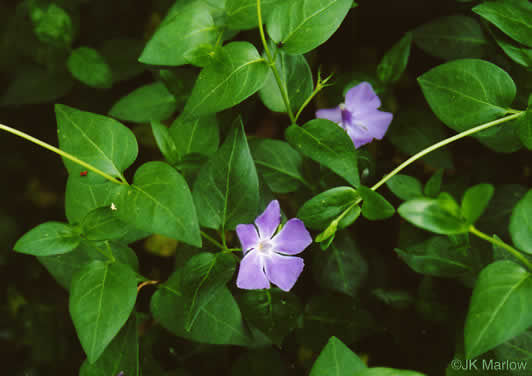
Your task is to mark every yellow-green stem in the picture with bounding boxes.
[469,225,532,271]
[0,123,127,185]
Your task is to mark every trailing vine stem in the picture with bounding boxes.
[0,123,127,185]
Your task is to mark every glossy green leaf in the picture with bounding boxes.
[413,15,488,60]
[55,104,138,179]
[109,82,177,123]
[465,260,532,358]
[395,236,474,278]
[115,161,201,247]
[398,193,469,235]
[67,47,113,89]
[38,240,139,291]
[70,261,138,363]
[358,369,426,376]
[151,271,251,345]
[250,138,306,193]
[226,0,283,30]
[193,118,259,230]
[298,187,360,230]
[460,184,494,224]
[490,26,532,69]
[14,221,80,256]
[510,188,532,254]
[386,108,453,169]
[180,252,236,331]
[81,207,129,241]
[267,0,353,55]
[151,121,180,165]
[169,114,219,158]
[138,1,217,66]
[358,186,395,220]
[79,315,138,376]
[377,32,412,85]
[386,174,424,201]
[309,336,367,376]
[239,289,302,345]
[493,327,532,363]
[473,0,532,48]
[423,169,444,198]
[258,46,313,114]
[418,59,516,131]
[313,234,368,297]
[285,119,360,187]
[183,42,268,118]
[517,110,532,149]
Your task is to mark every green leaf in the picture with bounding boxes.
[79,315,138,376]
[183,42,268,118]
[386,174,424,201]
[490,26,532,69]
[151,121,180,165]
[413,15,488,60]
[250,138,306,193]
[395,236,474,278]
[29,2,74,48]
[377,32,412,85]
[67,47,113,89]
[138,1,217,66]
[464,260,532,358]
[109,82,177,123]
[359,186,395,220]
[115,161,201,247]
[510,188,532,254]
[226,0,283,30]
[38,240,139,291]
[517,110,532,149]
[169,114,219,158]
[398,193,469,235]
[309,336,367,376]
[81,207,129,241]
[239,289,302,345]
[298,187,360,230]
[193,118,259,231]
[473,0,532,48]
[70,261,138,363]
[358,369,426,376]
[423,169,444,198]
[285,119,359,187]
[55,104,138,180]
[151,271,251,345]
[313,234,368,297]
[460,184,494,224]
[493,327,532,363]
[14,221,80,256]
[267,0,353,55]
[418,59,516,131]
[258,45,313,114]
[386,108,453,169]
[180,253,236,331]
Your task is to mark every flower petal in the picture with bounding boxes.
[255,200,281,240]
[236,251,270,290]
[271,218,312,255]
[316,107,342,125]
[356,110,393,140]
[264,253,304,292]
[236,224,259,254]
[345,82,381,113]
[345,124,374,149]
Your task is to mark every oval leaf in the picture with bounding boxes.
[169,114,220,159]
[359,186,395,220]
[69,261,138,363]
[386,174,424,201]
[226,0,283,30]
[67,47,113,88]
[460,183,494,224]
[310,336,367,376]
[81,207,129,241]
[267,0,353,55]
[14,221,80,256]
[377,32,412,85]
[510,188,532,255]
[55,104,138,179]
[465,260,532,358]
[183,42,268,118]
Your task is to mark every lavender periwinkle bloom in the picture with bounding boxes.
[316,82,393,148]
[236,200,312,292]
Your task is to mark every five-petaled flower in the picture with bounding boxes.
[236,200,312,292]
[316,81,393,148]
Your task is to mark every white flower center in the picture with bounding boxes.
[256,240,273,254]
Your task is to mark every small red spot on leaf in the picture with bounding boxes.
[80,171,88,176]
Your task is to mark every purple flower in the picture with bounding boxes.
[236,200,312,292]
[316,82,393,148]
